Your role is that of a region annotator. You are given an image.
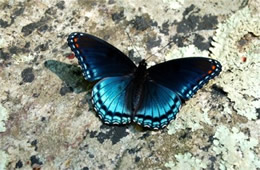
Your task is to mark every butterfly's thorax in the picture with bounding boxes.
[127,60,148,116]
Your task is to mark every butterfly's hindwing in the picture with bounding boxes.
[133,80,182,129]
[67,32,136,81]
[92,76,133,125]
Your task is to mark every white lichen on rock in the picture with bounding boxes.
[0,104,9,132]
[167,99,213,135]
[0,150,9,170]
[162,0,185,10]
[210,7,260,120]
[212,125,260,169]
[165,152,207,170]
[116,0,184,25]
[166,7,260,169]
[165,44,209,61]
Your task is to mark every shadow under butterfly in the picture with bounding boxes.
[67,32,222,130]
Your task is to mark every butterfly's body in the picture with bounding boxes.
[127,60,148,116]
[67,32,222,129]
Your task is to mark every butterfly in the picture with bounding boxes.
[67,32,222,129]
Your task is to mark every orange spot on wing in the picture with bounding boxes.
[208,70,212,74]
[74,38,78,42]
[211,65,216,70]
[75,43,79,48]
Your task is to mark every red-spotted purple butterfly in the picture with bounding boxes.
[67,32,222,129]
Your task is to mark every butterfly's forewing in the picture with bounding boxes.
[67,32,136,81]
[92,76,133,125]
[148,57,222,100]
[133,80,182,129]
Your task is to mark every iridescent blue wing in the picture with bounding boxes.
[148,57,222,100]
[133,80,182,129]
[92,76,133,125]
[67,32,136,81]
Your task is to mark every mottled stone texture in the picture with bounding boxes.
[0,0,259,169]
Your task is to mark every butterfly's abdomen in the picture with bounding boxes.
[131,80,146,112]
[126,60,148,115]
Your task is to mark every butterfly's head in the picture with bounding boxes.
[134,59,148,77]
[139,59,147,67]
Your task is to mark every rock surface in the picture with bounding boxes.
[0,0,259,169]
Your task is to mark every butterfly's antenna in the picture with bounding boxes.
[145,39,174,61]
[126,32,142,59]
